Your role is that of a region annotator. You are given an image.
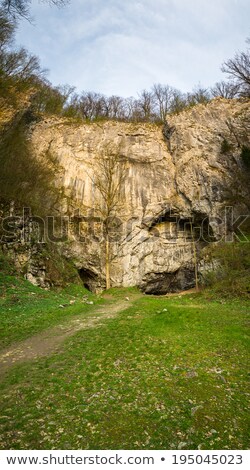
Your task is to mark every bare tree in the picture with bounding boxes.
[92,143,126,289]
[152,83,175,122]
[222,40,250,96]
[210,80,240,99]
[0,9,14,49]
[1,1,69,20]
[123,96,136,120]
[79,91,106,120]
[186,85,211,106]
[137,89,155,121]
[170,89,187,114]
[103,95,126,120]
[189,220,199,292]
[32,81,75,114]
[0,46,45,79]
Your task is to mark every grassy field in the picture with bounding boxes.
[0,270,249,450]
[0,270,101,349]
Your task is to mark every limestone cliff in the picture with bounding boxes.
[3,98,250,293]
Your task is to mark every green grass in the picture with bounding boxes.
[0,273,249,450]
[0,268,103,349]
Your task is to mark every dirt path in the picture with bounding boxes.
[164,287,200,297]
[0,297,139,377]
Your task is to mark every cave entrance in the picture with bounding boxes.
[141,267,196,295]
[78,268,98,292]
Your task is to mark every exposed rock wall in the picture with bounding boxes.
[6,98,250,292]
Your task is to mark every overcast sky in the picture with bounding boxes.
[15,0,250,98]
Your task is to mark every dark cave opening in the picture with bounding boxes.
[141,267,196,295]
[78,268,98,292]
[147,210,215,243]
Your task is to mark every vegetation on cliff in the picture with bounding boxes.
[1,5,249,125]
[0,6,249,225]
[202,241,250,299]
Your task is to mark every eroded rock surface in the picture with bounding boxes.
[5,99,250,293]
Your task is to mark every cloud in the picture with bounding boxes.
[15,0,250,96]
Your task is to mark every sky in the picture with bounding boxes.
[15,0,250,98]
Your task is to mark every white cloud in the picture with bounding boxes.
[15,0,250,96]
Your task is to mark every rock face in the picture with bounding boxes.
[25,98,250,292]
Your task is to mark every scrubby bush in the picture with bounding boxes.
[202,241,250,298]
[220,138,232,154]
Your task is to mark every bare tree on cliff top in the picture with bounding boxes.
[222,39,250,97]
[210,80,240,99]
[152,83,175,122]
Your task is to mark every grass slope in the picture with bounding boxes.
[0,270,249,449]
[0,268,101,349]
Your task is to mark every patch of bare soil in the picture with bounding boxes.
[164,288,200,297]
[0,296,140,377]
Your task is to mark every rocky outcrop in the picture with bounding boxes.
[3,98,250,293]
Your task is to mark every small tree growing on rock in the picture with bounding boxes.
[91,143,126,289]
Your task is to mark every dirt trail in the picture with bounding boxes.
[164,287,200,297]
[0,297,138,377]
[0,288,198,377]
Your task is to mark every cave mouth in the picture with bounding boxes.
[78,268,98,292]
[141,267,196,295]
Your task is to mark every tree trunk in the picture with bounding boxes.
[105,238,111,290]
[190,222,199,292]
